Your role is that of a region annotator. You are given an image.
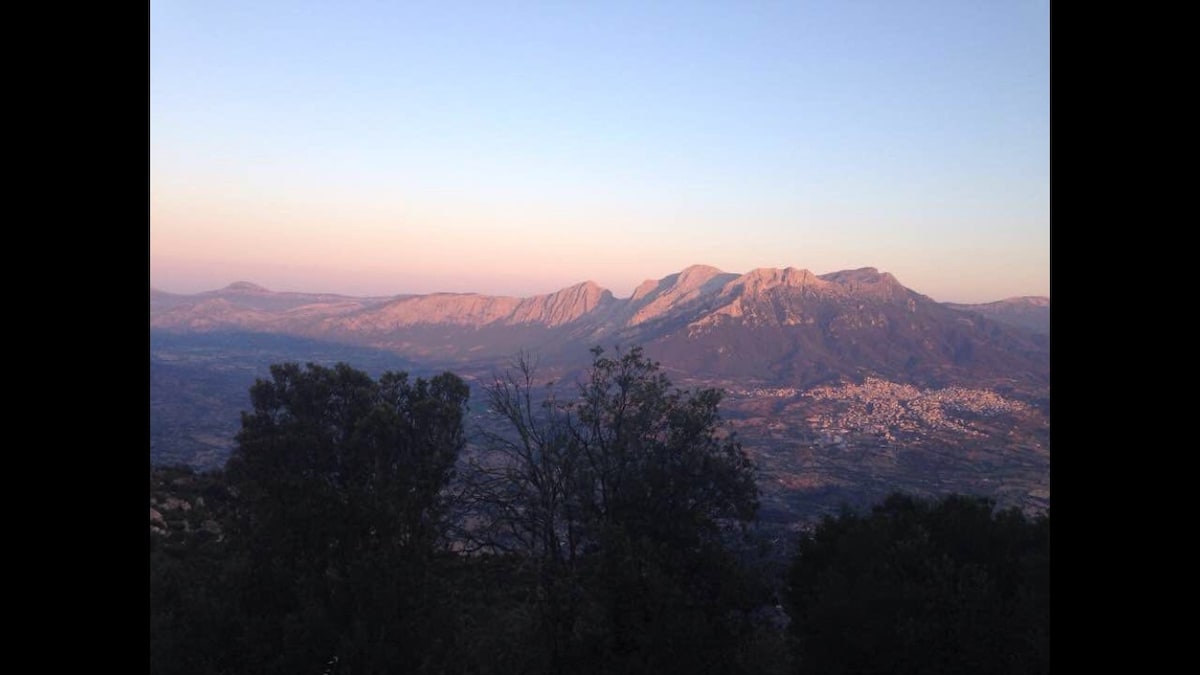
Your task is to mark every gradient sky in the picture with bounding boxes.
[151,0,1049,304]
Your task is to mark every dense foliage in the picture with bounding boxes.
[225,363,470,672]
[149,351,1049,674]
[785,493,1050,674]
[459,347,763,673]
[152,363,470,674]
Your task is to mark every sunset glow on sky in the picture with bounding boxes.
[151,1,1049,304]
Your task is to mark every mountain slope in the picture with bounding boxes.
[945,297,1050,335]
[624,267,1045,387]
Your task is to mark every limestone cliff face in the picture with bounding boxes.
[818,267,912,302]
[682,267,920,330]
[510,281,615,327]
[625,265,738,327]
[730,267,829,295]
[690,267,830,328]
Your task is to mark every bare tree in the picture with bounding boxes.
[458,353,580,561]
[455,346,760,671]
[450,352,588,670]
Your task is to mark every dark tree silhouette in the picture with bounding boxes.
[461,346,761,673]
[785,493,1049,675]
[150,355,1048,675]
[223,362,469,674]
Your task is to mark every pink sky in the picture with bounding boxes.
[151,1,1048,305]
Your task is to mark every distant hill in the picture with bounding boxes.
[944,296,1049,336]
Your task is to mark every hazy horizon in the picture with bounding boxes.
[148,261,1048,306]
[151,1,1049,306]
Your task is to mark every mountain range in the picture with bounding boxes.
[151,264,1050,519]
[152,265,1048,389]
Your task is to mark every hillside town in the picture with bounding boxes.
[801,378,1031,442]
[728,377,1033,446]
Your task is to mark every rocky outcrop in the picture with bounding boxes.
[625,265,737,327]
[510,281,616,327]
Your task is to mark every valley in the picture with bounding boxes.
[150,264,1050,525]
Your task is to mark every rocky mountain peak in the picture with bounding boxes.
[726,267,824,295]
[676,264,727,288]
[507,281,615,327]
[630,278,661,302]
[818,267,909,301]
[625,265,738,327]
[818,267,903,287]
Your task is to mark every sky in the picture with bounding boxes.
[151,0,1049,304]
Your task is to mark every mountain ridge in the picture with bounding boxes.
[151,265,1049,388]
[151,266,1050,516]
[151,267,1046,308]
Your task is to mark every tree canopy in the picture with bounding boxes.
[785,492,1050,675]
[150,351,1048,675]
[462,346,762,673]
[227,362,468,558]
[223,362,470,674]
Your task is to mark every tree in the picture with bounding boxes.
[461,346,760,673]
[149,466,240,675]
[784,493,1049,675]
[222,362,469,674]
